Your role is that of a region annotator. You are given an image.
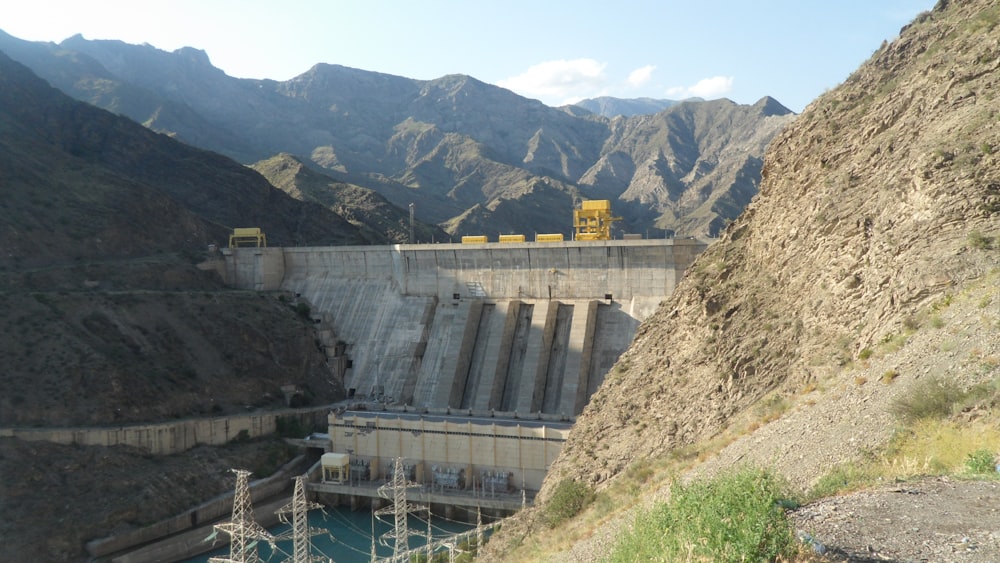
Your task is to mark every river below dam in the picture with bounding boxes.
[181,506,481,562]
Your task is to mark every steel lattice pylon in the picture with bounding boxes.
[274,476,327,563]
[374,457,427,559]
[209,469,274,563]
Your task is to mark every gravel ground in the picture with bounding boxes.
[792,477,1000,562]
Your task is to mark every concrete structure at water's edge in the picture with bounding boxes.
[222,238,706,417]
[307,410,572,512]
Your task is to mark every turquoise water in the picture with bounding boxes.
[181,507,478,562]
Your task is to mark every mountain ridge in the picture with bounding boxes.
[0,31,795,238]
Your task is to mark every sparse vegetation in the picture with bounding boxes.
[542,478,595,528]
[965,448,996,474]
[609,468,797,562]
[968,229,994,250]
[890,376,966,423]
[809,461,879,499]
[755,393,790,423]
[294,301,311,320]
[808,374,1000,499]
[881,369,899,384]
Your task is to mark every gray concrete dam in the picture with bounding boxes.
[222,239,706,417]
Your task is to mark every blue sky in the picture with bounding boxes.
[2,0,935,112]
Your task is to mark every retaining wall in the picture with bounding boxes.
[0,407,328,455]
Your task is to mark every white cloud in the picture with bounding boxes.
[666,75,735,99]
[627,65,655,88]
[498,59,607,103]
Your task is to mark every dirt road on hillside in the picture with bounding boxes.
[791,477,1000,562]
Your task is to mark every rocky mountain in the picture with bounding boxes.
[0,50,362,560]
[251,153,451,243]
[0,49,355,425]
[532,0,1000,512]
[568,96,682,117]
[0,31,795,238]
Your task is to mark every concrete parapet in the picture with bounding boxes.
[225,239,706,303]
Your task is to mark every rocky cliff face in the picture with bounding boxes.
[546,0,1000,489]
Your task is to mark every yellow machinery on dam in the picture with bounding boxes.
[228,227,267,248]
[458,199,620,244]
[574,199,621,241]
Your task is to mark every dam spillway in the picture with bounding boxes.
[222,238,706,417]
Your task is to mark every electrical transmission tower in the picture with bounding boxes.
[274,476,327,563]
[375,457,428,559]
[209,469,275,563]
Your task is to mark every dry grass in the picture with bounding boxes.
[885,418,1000,476]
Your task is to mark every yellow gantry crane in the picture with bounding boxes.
[573,200,621,241]
[229,227,267,248]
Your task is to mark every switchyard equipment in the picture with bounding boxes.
[573,200,621,241]
[349,457,372,482]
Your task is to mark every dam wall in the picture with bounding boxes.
[223,239,705,415]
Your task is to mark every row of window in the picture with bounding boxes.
[332,422,566,443]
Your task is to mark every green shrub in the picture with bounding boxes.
[275,415,310,438]
[608,468,796,562]
[230,429,251,444]
[968,230,993,250]
[890,376,965,423]
[543,478,594,528]
[808,462,877,500]
[966,449,996,474]
[294,301,311,320]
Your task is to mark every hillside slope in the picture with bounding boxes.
[251,153,451,244]
[0,49,350,421]
[480,1,1000,557]
[0,49,351,562]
